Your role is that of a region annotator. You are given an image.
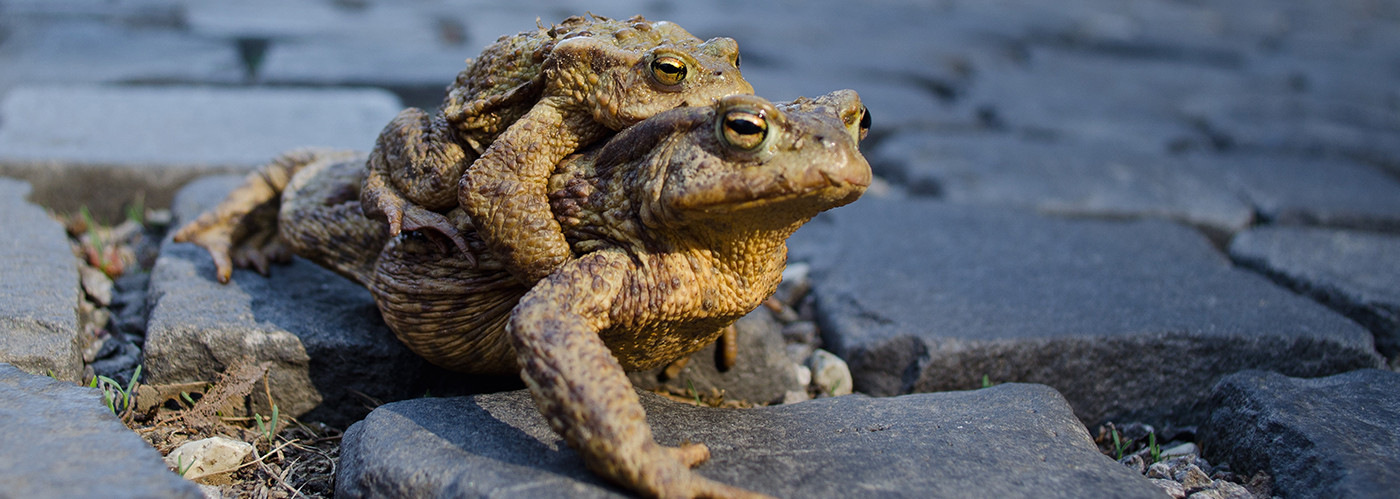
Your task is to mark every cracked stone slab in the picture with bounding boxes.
[1198,153,1400,233]
[868,130,1253,237]
[1200,369,1400,499]
[1179,89,1400,169]
[1229,226,1400,363]
[144,175,497,427]
[800,197,1382,426]
[0,363,202,498]
[0,178,81,382]
[0,85,401,220]
[338,384,1163,498]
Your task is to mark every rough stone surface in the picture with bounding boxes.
[0,363,202,498]
[1200,369,1400,499]
[338,384,1164,498]
[869,130,1253,237]
[800,197,1382,426]
[0,17,244,98]
[1230,226,1400,363]
[0,178,82,382]
[1202,154,1400,232]
[628,308,803,405]
[144,175,496,427]
[0,85,402,219]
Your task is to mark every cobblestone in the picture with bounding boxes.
[0,178,81,382]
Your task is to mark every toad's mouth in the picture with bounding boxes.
[672,156,871,216]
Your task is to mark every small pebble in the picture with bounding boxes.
[1150,478,1186,499]
[808,349,853,397]
[781,390,810,404]
[1209,480,1253,499]
[1118,453,1145,475]
[1146,461,1173,479]
[794,364,812,387]
[1176,464,1212,491]
[79,264,114,306]
[164,436,254,480]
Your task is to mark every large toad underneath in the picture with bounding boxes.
[361,14,752,285]
[178,91,871,498]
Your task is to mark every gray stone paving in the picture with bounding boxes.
[339,385,1164,499]
[797,198,1383,426]
[0,363,202,498]
[0,179,81,382]
[1230,226,1400,364]
[0,85,402,219]
[1,0,1398,496]
[1201,369,1400,499]
[868,130,1254,237]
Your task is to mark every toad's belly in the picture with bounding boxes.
[599,313,745,371]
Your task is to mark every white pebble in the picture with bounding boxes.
[164,436,254,480]
[794,363,812,386]
[808,349,853,396]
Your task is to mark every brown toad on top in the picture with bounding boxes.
[177,90,870,498]
[360,13,753,284]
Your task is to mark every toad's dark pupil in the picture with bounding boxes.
[726,116,764,136]
[859,106,872,132]
[734,52,741,68]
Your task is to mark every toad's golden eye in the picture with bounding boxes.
[650,55,688,86]
[858,106,871,140]
[720,109,768,151]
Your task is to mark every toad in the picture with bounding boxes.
[360,14,753,285]
[178,90,871,498]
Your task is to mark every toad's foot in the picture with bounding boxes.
[622,442,773,499]
[173,151,313,283]
[360,168,472,258]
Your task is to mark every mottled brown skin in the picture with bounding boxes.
[361,14,753,286]
[177,91,871,498]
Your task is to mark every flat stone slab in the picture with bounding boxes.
[0,363,202,498]
[869,130,1253,237]
[145,175,493,427]
[800,197,1382,426]
[1229,226,1400,362]
[1202,153,1400,233]
[0,178,81,382]
[338,384,1163,498]
[1200,369,1400,499]
[0,18,244,98]
[0,85,401,219]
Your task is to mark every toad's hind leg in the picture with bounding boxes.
[276,151,389,287]
[174,149,327,283]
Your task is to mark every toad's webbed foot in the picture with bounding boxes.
[173,151,312,283]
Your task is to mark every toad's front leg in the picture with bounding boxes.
[509,251,770,499]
